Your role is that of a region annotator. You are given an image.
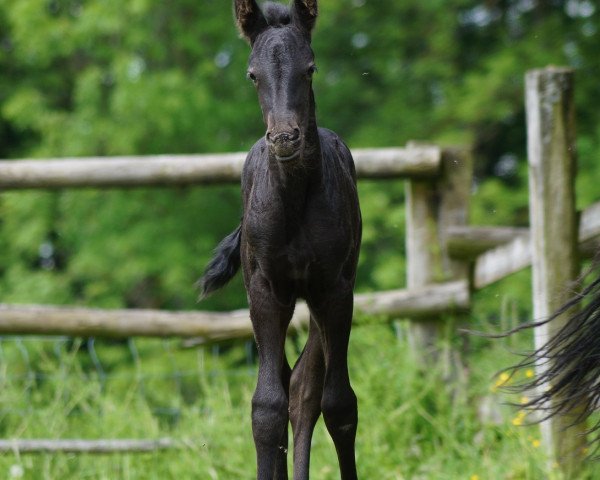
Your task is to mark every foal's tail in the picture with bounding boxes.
[198,224,242,299]
[507,264,600,435]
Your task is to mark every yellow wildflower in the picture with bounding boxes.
[493,372,511,390]
[525,369,535,378]
[512,411,527,426]
[470,475,480,480]
[532,439,541,448]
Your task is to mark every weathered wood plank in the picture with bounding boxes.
[578,198,600,256]
[0,438,176,454]
[353,146,441,178]
[526,66,585,471]
[473,234,532,289]
[446,226,529,259]
[0,281,469,340]
[405,145,473,356]
[0,304,252,339]
[0,147,441,190]
[405,163,446,350]
[354,280,470,318]
[0,154,246,189]
[472,199,600,289]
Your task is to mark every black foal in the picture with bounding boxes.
[201,1,361,478]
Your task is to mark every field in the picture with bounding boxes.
[0,287,595,480]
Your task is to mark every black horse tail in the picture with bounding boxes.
[506,265,600,436]
[198,224,242,299]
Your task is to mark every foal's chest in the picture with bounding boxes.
[246,204,350,283]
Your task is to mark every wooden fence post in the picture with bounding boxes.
[405,144,473,364]
[526,66,586,472]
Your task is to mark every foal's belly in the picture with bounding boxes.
[280,237,349,293]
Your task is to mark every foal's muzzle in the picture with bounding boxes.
[266,128,302,162]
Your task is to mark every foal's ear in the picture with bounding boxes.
[292,0,318,35]
[234,0,268,44]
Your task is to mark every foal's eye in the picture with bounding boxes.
[307,64,318,76]
[247,71,257,83]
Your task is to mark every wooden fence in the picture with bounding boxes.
[0,144,473,340]
[0,66,596,465]
[1,135,599,339]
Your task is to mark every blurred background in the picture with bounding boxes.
[0,0,599,478]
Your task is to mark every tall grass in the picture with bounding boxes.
[0,318,593,479]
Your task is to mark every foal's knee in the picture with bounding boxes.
[321,385,358,441]
[252,386,289,446]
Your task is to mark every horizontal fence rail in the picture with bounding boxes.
[0,146,441,190]
[0,281,469,340]
[446,226,529,260]
[472,199,600,289]
[447,200,600,263]
[0,438,177,454]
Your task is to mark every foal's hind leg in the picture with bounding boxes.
[309,290,358,480]
[289,318,325,480]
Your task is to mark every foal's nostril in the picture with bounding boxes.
[268,129,300,145]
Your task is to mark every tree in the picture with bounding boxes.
[0,0,599,310]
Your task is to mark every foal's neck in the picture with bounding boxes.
[269,89,321,213]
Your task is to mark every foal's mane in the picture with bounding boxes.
[262,2,292,27]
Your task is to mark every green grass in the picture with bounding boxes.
[0,318,594,479]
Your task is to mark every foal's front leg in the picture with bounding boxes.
[248,274,294,480]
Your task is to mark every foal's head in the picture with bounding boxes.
[235,0,318,163]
